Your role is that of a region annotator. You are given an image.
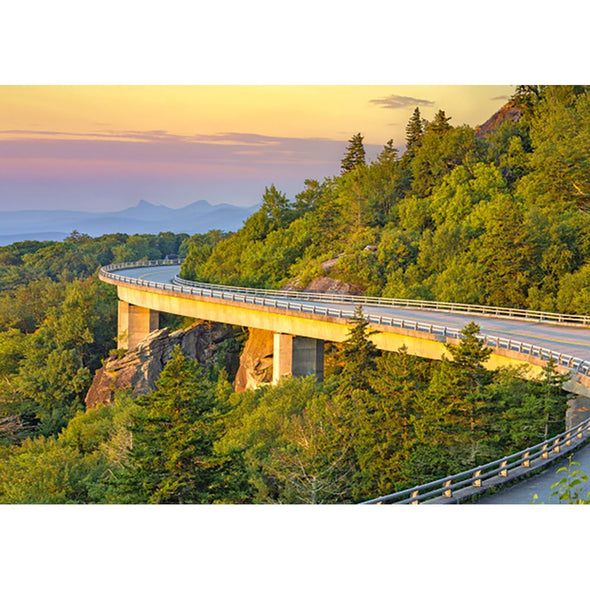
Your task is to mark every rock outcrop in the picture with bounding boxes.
[566,395,590,429]
[85,322,237,409]
[475,100,523,138]
[234,328,274,392]
[304,276,363,295]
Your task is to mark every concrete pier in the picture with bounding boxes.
[273,333,324,384]
[117,301,159,350]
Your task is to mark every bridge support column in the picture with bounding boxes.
[272,333,324,384]
[118,301,159,350]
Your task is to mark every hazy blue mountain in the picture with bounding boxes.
[0,199,259,245]
[0,232,69,247]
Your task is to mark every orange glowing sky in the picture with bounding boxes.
[0,85,514,211]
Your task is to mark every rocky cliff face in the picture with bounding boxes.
[85,322,237,409]
[304,276,363,295]
[475,100,523,138]
[234,328,274,392]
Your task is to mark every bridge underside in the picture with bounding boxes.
[113,284,590,396]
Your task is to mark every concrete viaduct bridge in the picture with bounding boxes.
[99,259,590,397]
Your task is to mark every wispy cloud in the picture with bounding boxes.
[369,94,435,109]
[490,95,511,101]
[0,128,330,147]
[0,129,392,187]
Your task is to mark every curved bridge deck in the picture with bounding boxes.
[100,261,590,396]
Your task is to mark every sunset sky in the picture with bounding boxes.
[0,85,515,211]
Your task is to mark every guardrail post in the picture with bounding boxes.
[499,461,508,477]
[410,490,419,504]
[473,470,482,487]
[577,426,584,439]
[554,438,560,453]
[443,480,452,498]
[522,452,530,468]
[541,444,548,459]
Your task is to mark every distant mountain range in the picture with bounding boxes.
[0,199,260,246]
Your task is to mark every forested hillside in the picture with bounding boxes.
[0,86,587,504]
[0,231,192,440]
[181,86,590,313]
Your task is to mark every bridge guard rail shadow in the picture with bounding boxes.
[360,416,590,504]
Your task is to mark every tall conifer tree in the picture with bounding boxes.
[377,139,399,166]
[405,107,425,154]
[428,110,452,134]
[341,133,366,173]
[112,347,238,503]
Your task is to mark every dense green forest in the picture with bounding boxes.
[0,85,587,503]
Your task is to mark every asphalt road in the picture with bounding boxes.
[477,441,590,504]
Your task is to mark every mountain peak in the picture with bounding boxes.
[134,199,166,209]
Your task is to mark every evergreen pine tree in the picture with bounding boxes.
[377,139,399,166]
[337,306,378,392]
[404,107,425,155]
[428,110,452,134]
[340,133,366,173]
[539,358,569,439]
[444,322,494,464]
[112,347,238,503]
[261,184,292,229]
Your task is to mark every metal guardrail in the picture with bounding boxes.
[361,416,590,504]
[98,260,590,378]
[172,277,590,326]
[102,259,590,325]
